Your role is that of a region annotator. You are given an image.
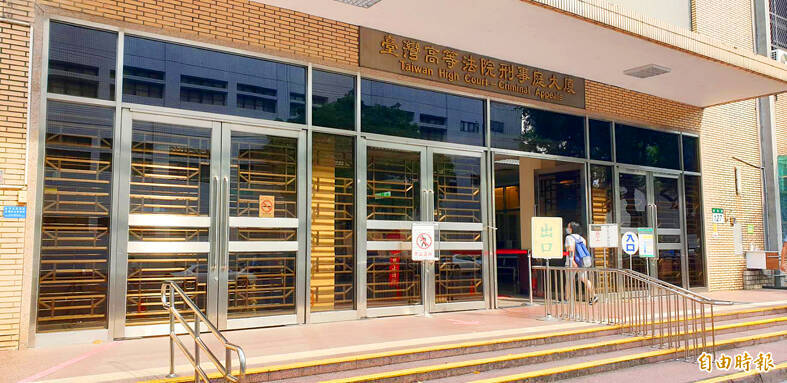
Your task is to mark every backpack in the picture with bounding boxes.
[571,235,593,268]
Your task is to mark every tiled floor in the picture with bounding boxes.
[3,289,786,383]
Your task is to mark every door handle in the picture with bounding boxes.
[220,176,229,273]
[211,176,218,275]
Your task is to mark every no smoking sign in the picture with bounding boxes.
[259,195,275,218]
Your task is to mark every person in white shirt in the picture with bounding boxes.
[564,221,598,305]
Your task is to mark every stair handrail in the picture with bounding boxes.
[532,266,724,361]
[161,281,247,383]
[621,269,734,306]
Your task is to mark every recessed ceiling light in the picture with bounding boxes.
[623,64,671,79]
[495,159,520,166]
[333,0,384,7]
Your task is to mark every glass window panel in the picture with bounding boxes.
[312,70,355,130]
[311,133,355,312]
[589,120,612,161]
[781,156,787,241]
[537,166,587,236]
[682,135,700,172]
[48,22,117,100]
[490,102,585,158]
[366,230,422,307]
[227,133,299,318]
[361,79,485,146]
[685,175,706,287]
[366,147,421,221]
[657,249,682,286]
[654,177,681,230]
[126,122,213,325]
[590,165,614,224]
[618,173,648,228]
[37,102,114,331]
[615,124,680,170]
[123,36,306,123]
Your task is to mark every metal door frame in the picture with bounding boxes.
[362,139,429,318]
[615,166,687,287]
[429,147,488,314]
[218,122,306,331]
[115,110,307,338]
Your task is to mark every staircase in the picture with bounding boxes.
[152,270,787,383]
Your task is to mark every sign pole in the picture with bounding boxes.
[526,251,534,306]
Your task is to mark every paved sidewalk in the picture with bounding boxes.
[3,289,786,383]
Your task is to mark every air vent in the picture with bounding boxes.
[623,64,671,79]
[333,0,384,7]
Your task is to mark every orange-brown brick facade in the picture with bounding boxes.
[0,0,776,350]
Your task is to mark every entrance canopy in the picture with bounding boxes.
[256,0,787,107]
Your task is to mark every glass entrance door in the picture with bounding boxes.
[118,111,305,337]
[616,168,686,287]
[363,142,487,317]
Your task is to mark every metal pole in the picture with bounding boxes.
[194,315,200,383]
[168,285,176,378]
[527,251,534,306]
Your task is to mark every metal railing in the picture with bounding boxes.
[161,281,247,382]
[532,266,733,361]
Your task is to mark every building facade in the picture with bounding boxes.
[0,0,785,350]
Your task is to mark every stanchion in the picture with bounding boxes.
[538,262,557,321]
[524,251,537,306]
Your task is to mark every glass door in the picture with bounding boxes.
[616,168,686,286]
[616,169,652,275]
[117,111,305,337]
[430,148,487,312]
[119,112,220,338]
[364,143,427,317]
[219,124,305,330]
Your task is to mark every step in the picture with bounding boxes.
[286,318,787,383]
[143,304,787,383]
[459,327,787,383]
[560,338,787,383]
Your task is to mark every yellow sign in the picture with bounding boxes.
[531,217,563,259]
[360,28,586,109]
[259,195,275,218]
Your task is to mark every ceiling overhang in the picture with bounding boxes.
[254,0,787,108]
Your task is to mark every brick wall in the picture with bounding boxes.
[38,0,359,66]
[775,96,787,157]
[0,0,31,351]
[692,0,763,290]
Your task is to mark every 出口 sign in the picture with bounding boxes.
[360,28,586,109]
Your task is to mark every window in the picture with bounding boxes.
[123,35,306,123]
[685,175,706,287]
[491,120,505,133]
[615,124,680,170]
[770,0,787,51]
[460,121,480,133]
[312,70,355,130]
[779,156,787,240]
[490,102,585,158]
[682,135,700,172]
[589,120,612,161]
[361,79,485,146]
[48,22,117,100]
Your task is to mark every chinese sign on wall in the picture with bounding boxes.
[360,28,586,109]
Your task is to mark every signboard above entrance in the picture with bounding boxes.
[360,27,586,109]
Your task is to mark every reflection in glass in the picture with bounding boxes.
[367,231,422,307]
[615,124,680,169]
[682,135,700,172]
[685,175,706,287]
[228,133,298,318]
[658,250,682,286]
[367,148,420,221]
[618,173,648,228]
[48,22,117,100]
[367,147,422,307]
[127,122,212,325]
[361,80,485,146]
[589,120,612,161]
[37,102,114,331]
[312,70,355,130]
[434,155,483,303]
[311,134,355,312]
[590,165,616,267]
[490,102,585,158]
[123,36,306,123]
[537,166,586,236]
[654,177,680,230]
